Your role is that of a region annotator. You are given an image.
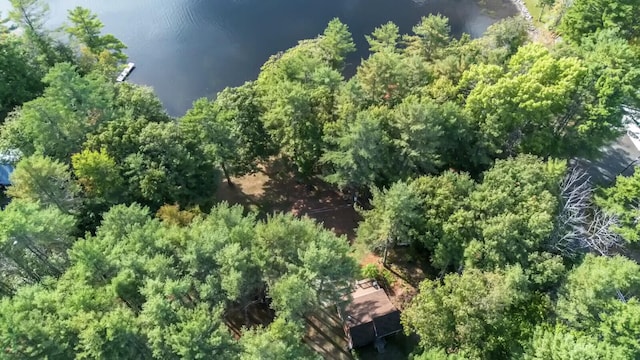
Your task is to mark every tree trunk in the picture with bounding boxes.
[382,238,389,267]
[538,6,544,21]
[221,162,233,187]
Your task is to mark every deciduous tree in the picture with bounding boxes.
[463,44,587,158]
[71,148,124,204]
[524,325,630,360]
[410,171,474,271]
[596,170,640,243]
[465,155,565,270]
[556,255,640,332]
[402,266,531,358]
[559,0,640,42]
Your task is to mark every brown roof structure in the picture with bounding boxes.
[340,279,402,348]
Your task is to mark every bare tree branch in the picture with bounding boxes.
[582,209,624,256]
[551,167,591,256]
[550,166,624,257]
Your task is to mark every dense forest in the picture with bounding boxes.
[0,0,639,358]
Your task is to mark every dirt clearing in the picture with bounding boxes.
[216,158,361,240]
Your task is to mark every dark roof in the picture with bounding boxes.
[342,280,402,347]
[373,311,402,337]
[349,312,402,348]
[349,322,376,348]
[0,164,13,186]
[344,286,398,327]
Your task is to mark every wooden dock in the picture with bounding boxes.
[116,62,135,82]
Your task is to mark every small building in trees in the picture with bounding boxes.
[0,164,13,187]
[339,279,402,351]
[0,149,20,188]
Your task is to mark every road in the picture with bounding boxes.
[578,133,640,186]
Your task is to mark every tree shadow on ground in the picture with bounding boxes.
[304,307,352,360]
[224,302,275,339]
[354,332,419,360]
[578,134,639,186]
[385,247,434,287]
[215,157,362,241]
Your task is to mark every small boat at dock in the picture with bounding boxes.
[116,62,135,82]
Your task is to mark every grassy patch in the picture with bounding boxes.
[522,0,544,26]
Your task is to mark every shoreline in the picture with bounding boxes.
[508,0,541,39]
[509,0,534,23]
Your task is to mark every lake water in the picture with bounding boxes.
[1,0,517,116]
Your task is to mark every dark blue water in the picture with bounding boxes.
[0,0,517,115]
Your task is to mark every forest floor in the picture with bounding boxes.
[304,307,352,360]
[215,158,425,358]
[215,158,430,309]
[216,158,361,241]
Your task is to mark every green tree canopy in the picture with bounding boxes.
[0,202,357,358]
[0,62,114,161]
[523,325,630,360]
[0,33,44,120]
[7,155,80,214]
[66,6,126,61]
[86,115,219,210]
[596,170,640,242]
[559,0,640,42]
[464,155,565,270]
[556,255,640,332]
[318,18,356,69]
[322,106,396,190]
[357,181,422,251]
[180,82,274,185]
[0,200,75,292]
[403,14,451,60]
[402,266,532,358]
[9,0,73,66]
[410,171,475,271]
[463,44,588,157]
[240,318,319,360]
[256,35,343,176]
[71,148,124,204]
[255,213,357,308]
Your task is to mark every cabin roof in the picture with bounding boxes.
[341,279,403,348]
[344,285,398,327]
[0,164,13,186]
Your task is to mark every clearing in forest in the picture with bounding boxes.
[215,158,425,358]
[215,158,361,240]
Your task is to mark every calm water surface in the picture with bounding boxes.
[1,0,516,116]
